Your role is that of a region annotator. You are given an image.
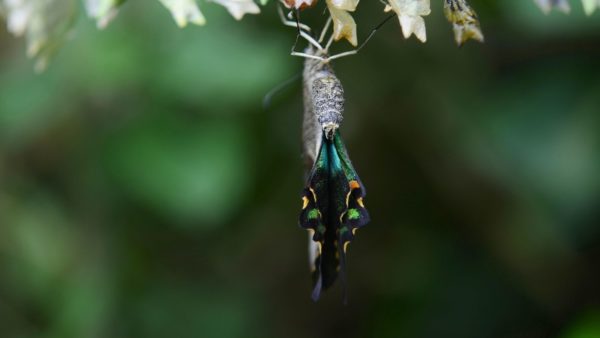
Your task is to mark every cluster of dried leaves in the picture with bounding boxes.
[0,0,263,71]
[285,0,599,47]
[282,0,480,46]
[0,0,599,71]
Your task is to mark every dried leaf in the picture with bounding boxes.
[1,0,77,72]
[326,0,358,46]
[443,0,483,46]
[534,0,570,14]
[158,0,206,27]
[283,0,317,10]
[85,0,125,29]
[582,0,600,15]
[385,0,430,43]
[211,0,260,20]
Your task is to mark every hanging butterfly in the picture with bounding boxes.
[276,4,380,301]
[299,129,370,301]
[296,34,370,302]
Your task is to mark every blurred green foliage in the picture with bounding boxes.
[1,1,599,338]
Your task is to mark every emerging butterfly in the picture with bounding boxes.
[277,4,385,301]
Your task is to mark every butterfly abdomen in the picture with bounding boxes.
[312,76,344,136]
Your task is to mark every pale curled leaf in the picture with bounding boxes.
[1,0,77,72]
[326,0,358,46]
[443,0,483,46]
[159,0,206,27]
[385,0,430,43]
[211,0,260,20]
[582,0,600,15]
[534,0,570,14]
[85,0,125,29]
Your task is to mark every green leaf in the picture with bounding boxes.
[104,113,255,229]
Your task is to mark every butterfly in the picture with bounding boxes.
[278,3,373,301]
[299,130,370,301]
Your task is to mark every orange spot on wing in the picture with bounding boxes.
[346,181,362,207]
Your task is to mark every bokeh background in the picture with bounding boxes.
[1,1,600,337]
